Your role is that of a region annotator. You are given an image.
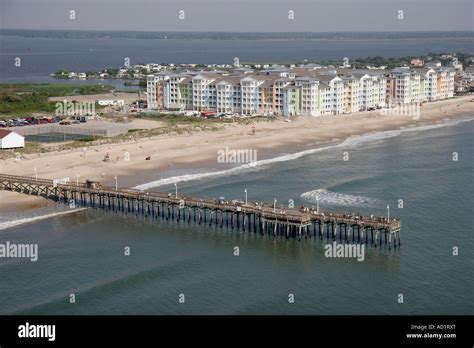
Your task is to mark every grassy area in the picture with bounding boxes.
[0,83,113,118]
[0,141,42,160]
[137,112,225,124]
[137,112,271,126]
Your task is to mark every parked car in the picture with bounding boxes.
[59,121,71,125]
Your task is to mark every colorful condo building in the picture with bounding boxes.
[387,67,455,105]
[146,65,455,117]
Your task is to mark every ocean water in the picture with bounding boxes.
[0,116,472,315]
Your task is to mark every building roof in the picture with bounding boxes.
[181,77,193,84]
[297,63,324,69]
[234,67,254,72]
[316,75,338,83]
[213,76,241,85]
[192,73,221,80]
[390,67,412,75]
[282,84,300,90]
[241,74,269,82]
[425,62,441,68]
[0,129,13,139]
[338,68,387,77]
[437,67,455,72]
[465,66,474,74]
[411,68,432,75]
[319,83,330,90]
[260,80,274,88]
[295,76,319,83]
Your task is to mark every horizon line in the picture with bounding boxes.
[1,28,473,34]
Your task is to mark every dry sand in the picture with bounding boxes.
[1,96,473,210]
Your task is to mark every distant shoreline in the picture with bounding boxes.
[1,29,473,41]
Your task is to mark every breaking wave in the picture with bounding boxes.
[300,189,381,207]
[0,208,87,231]
[134,117,474,190]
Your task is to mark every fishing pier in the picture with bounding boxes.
[0,174,401,248]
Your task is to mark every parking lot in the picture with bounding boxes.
[0,116,62,128]
[3,118,162,138]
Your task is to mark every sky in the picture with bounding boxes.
[0,0,473,32]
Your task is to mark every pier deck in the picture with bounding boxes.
[0,174,401,248]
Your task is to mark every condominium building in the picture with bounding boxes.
[294,77,320,116]
[146,65,455,116]
[318,83,332,115]
[167,74,189,110]
[342,76,360,113]
[317,75,344,115]
[240,76,265,115]
[213,76,241,113]
[282,84,301,117]
[423,67,455,101]
[388,67,455,104]
[146,72,170,109]
[387,68,421,104]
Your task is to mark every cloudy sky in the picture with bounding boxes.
[1,0,473,32]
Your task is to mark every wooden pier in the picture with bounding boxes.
[0,174,401,248]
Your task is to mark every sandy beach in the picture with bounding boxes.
[0,190,50,213]
[1,96,473,209]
